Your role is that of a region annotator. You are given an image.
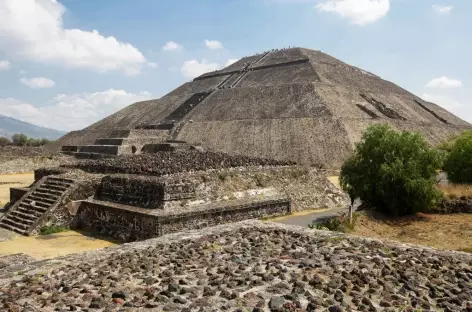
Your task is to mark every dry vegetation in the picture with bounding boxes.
[436,183,472,197]
[351,211,472,252]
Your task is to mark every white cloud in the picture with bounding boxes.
[426,76,462,89]
[0,0,146,75]
[432,4,453,15]
[181,59,220,78]
[147,62,158,68]
[162,41,182,51]
[422,93,462,110]
[20,77,55,89]
[0,60,11,71]
[225,58,240,67]
[0,89,153,131]
[316,0,390,25]
[205,40,224,50]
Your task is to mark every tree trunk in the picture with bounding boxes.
[348,198,354,225]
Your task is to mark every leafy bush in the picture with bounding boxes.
[0,136,12,146]
[340,124,442,216]
[443,131,472,183]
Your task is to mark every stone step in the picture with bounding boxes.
[7,214,35,225]
[23,199,50,209]
[45,181,73,189]
[28,194,56,204]
[33,191,59,200]
[36,188,63,196]
[94,138,126,145]
[1,218,30,230]
[0,222,26,235]
[19,203,48,213]
[73,152,115,160]
[47,177,75,184]
[94,137,168,146]
[43,184,68,192]
[15,208,43,219]
[79,145,131,155]
[108,130,131,138]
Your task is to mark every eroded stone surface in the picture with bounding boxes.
[1,221,471,311]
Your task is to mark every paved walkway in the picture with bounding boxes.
[273,200,360,228]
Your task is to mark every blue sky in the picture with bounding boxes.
[0,0,470,131]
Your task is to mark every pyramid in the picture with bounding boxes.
[54,48,472,168]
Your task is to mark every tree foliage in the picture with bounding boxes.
[340,124,442,216]
[443,131,472,183]
[10,133,53,147]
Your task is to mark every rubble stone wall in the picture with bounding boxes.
[435,197,472,213]
[159,199,290,235]
[75,198,290,241]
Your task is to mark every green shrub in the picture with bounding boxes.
[443,131,472,183]
[340,124,442,216]
[39,225,69,235]
[309,213,359,232]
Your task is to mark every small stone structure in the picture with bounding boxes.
[3,151,346,240]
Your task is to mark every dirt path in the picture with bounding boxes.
[0,172,34,207]
[0,230,117,260]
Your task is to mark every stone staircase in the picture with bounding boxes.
[62,129,169,159]
[0,177,75,235]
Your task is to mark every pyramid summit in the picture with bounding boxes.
[55,47,471,167]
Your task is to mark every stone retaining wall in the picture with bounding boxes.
[97,174,195,208]
[34,167,70,182]
[435,197,472,213]
[9,187,28,206]
[62,152,293,176]
[75,198,291,241]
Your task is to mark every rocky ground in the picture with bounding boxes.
[0,146,74,174]
[1,221,471,311]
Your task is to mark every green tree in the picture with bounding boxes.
[443,131,472,183]
[11,133,28,146]
[340,124,442,216]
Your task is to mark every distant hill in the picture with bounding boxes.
[0,115,66,140]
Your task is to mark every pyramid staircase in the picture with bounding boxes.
[0,177,75,235]
[62,129,169,159]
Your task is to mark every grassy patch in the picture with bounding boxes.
[459,248,472,253]
[436,184,472,198]
[39,225,70,235]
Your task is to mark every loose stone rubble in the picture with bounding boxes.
[1,221,471,311]
[62,152,293,176]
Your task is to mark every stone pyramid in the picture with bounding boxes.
[54,48,471,168]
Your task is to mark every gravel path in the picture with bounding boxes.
[1,221,470,311]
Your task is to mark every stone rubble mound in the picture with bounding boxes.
[62,151,294,176]
[1,221,471,311]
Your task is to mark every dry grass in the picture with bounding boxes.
[436,184,472,198]
[352,212,472,252]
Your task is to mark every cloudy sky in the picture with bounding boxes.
[0,0,470,131]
